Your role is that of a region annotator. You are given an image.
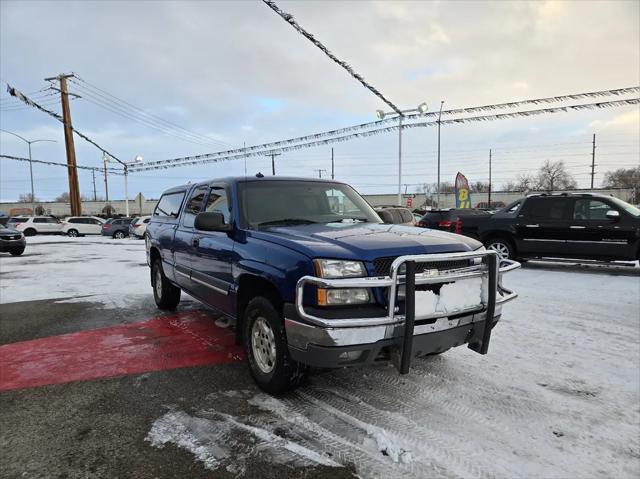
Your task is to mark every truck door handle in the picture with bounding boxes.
[192,237,200,247]
[525,224,539,228]
[570,225,586,229]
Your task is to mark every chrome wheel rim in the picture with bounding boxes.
[68,230,77,237]
[488,242,510,261]
[251,316,276,374]
[154,267,163,298]
[115,232,124,239]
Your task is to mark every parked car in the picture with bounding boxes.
[146,176,519,394]
[417,208,491,233]
[375,206,416,226]
[457,193,640,262]
[129,215,151,238]
[101,217,134,238]
[6,216,62,236]
[61,216,105,237]
[0,226,26,256]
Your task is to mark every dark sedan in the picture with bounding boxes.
[417,208,491,233]
[101,217,134,239]
[0,227,26,256]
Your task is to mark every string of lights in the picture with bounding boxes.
[6,84,125,165]
[262,0,403,115]
[0,154,123,174]
[130,97,639,172]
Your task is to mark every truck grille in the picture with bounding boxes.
[0,235,20,240]
[372,257,471,276]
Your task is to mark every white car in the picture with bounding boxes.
[61,216,105,237]
[129,215,151,238]
[6,216,63,236]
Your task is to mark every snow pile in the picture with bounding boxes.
[146,408,340,472]
[415,277,482,317]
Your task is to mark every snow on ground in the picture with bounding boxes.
[2,236,640,478]
[0,235,150,307]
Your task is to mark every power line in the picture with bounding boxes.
[69,84,232,149]
[262,0,403,115]
[130,97,639,172]
[71,76,235,150]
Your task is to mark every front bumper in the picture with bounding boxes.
[0,237,26,252]
[286,251,519,372]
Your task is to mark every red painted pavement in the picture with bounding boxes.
[0,311,245,392]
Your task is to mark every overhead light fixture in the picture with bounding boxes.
[417,102,429,114]
[375,109,385,120]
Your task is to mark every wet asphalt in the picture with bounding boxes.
[0,300,355,479]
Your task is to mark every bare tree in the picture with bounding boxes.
[602,167,640,203]
[18,193,38,203]
[503,174,536,192]
[536,160,577,192]
[55,192,70,202]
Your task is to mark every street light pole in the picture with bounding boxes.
[27,142,35,213]
[0,128,56,214]
[124,165,129,217]
[436,100,444,207]
[375,102,428,206]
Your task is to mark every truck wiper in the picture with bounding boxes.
[256,218,318,228]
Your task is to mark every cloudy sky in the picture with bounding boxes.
[0,0,638,202]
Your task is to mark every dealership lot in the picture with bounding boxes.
[1,237,639,479]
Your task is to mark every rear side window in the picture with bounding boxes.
[143,218,150,224]
[154,191,185,218]
[69,218,81,224]
[183,186,208,228]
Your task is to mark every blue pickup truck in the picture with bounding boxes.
[146,176,519,393]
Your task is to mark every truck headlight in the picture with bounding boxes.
[314,259,366,279]
[318,288,371,305]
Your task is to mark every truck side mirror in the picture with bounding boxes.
[605,210,620,221]
[194,212,232,232]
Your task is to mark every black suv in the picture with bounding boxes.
[459,193,640,262]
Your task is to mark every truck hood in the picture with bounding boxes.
[249,223,482,262]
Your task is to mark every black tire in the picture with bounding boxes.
[484,237,515,261]
[151,258,181,310]
[243,296,305,395]
[10,248,25,256]
[23,228,36,237]
[67,229,79,238]
[113,230,126,239]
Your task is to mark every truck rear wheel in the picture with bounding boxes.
[152,258,181,310]
[243,296,305,394]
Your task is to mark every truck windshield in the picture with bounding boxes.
[609,197,640,217]
[239,180,382,228]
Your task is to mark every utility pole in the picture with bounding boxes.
[436,100,444,207]
[397,115,403,205]
[102,152,109,201]
[46,73,81,215]
[590,133,596,190]
[269,153,280,175]
[488,149,492,206]
[331,148,334,179]
[92,169,97,201]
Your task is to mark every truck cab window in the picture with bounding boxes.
[154,191,185,218]
[205,187,230,224]
[573,199,611,220]
[183,187,208,228]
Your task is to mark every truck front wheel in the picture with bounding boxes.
[152,258,181,310]
[243,296,305,394]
